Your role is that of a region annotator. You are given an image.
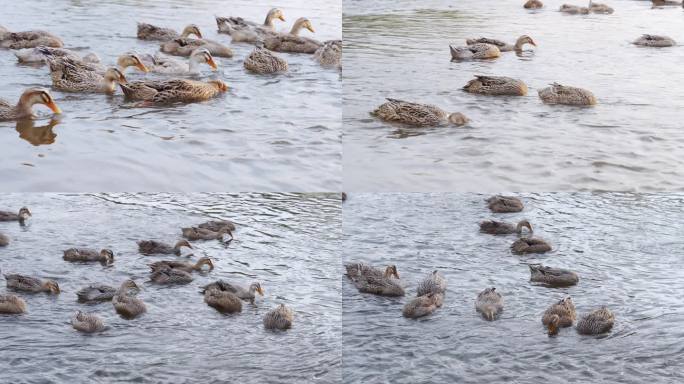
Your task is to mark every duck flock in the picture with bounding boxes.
[345,195,615,337]
[371,0,682,127]
[0,7,341,121]
[0,206,294,334]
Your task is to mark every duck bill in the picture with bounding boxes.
[207,57,218,71]
[307,25,316,33]
[258,287,265,296]
[278,15,286,21]
[530,40,537,47]
[46,101,62,114]
[136,62,150,73]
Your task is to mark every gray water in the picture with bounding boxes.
[343,0,684,192]
[0,0,341,191]
[342,193,684,383]
[0,193,341,383]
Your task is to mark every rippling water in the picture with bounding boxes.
[343,0,684,191]
[0,193,341,382]
[0,0,341,191]
[342,193,684,383]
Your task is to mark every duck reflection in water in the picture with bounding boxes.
[15,118,60,146]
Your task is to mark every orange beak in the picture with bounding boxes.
[307,25,315,33]
[530,39,537,47]
[46,100,62,114]
[257,287,265,296]
[207,56,218,70]
[136,62,149,73]
[278,15,286,21]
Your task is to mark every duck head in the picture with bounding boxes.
[196,257,214,271]
[100,249,114,265]
[251,282,265,296]
[515,35,537,50]
[117,53,149,73]
[384,265,400,279]
[181,24,202,39]
[19,89,61,115]
[547,314,560,336]
[43,280,60,294]
[190,49,218,71]
[516,220,533,234]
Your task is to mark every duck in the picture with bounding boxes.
[0,207,31,223]
[197,219,236,232]
[651,0,682,6]
[538,83,597,106]
[524,0,544,8]
[216,8,286,43]
[403,293,443,319]
[204,287,242,313]
[486,196,524,213]
[71,311,106,333]
[345,263,398,280]
[0,27,63,49]
[511,237,552,254]
[542,297,576,335]
[529,265,579,287]
[137,23,202,41]
[140,48,218,74]
[160,37,233,58]
[345,263,405,296]
[119,79,228,103]
[560,4,590,14]
[263,17,322,54]
[466,35,536,53]
[576,307,614,335]
[14,46,100,65]
[112,280,146,319]
[76,284,117,303]
[263,303,294,330]
[449,43,500,61]
[0,233,8,247]
[416,270,447,299]
[0,89,61,121]
[313,40,342,69]
[588,1,614,13]
[244,47,288,74]
[150,257,214,273]
[480,219,532,235]
[372,98,469,127]
[5,274,60,294]
[633,34,676,47]
[475,287,503,321]
[44,50,148,75]
[137,239,193,256]
[0,294,27,314]
[181,226,232,241]
[150,266,194,285]
[200,280,264,304]
[63,248,114,265]
[463,75,528,96]
[47,59,128,94]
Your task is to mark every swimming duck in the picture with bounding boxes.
[71,311,106,333]
[560,4,590,14]
[140,49,218,74]
[576,307,614,335]
[345,263,405,296]
[5,274,60,294]
[0,233,8,247]
[198,219,236,232]
[137,23,202,41]
[486,196,524,213]
[150,266,194,285]
[63,248,114,265]
[588,1,614,13]
[511,237,552,254]
[475,287,503,321]
[200,280,264,304]
[651,0,682,6]
[0,207,31,223]
[0,89,61,121]
[0,294,27,314]
[47,58,128,93]
[112,280,145,319]
[466,35,537,52]
[372,98,469,127]
[244,47,288,74]
[119,79,228,103]
[449,43,500,61]
[44,49,148,75]
[263,17,322,54]
[204,287,242,313]
[150,257,214,273]
[181,226,232,241]
[480,219,533,235]
[137,239,193,256]
[416,270,447,299]
[14,46,99,65]
[216,8,286,43]
[0,27,63,49]
[524,0,544,8]
[160,37,233,58]
[542,297,576,335]
[538,83,596,106]
[463,75,528,96]
[314,40,342,69]
[263,303,294,330]
[403,293,443,319]
[76,284,117,303]
[345,263,398,280]
[529,265,579,287]
[633,34,676,47]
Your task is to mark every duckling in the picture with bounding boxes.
[450,43,500,61]
[140,48,218,74]
[112,280,146,319]
[529,265,579,287]
[47,59,128,94]
[263,303,294,330]
[475,287,503,321]
[403,293,443,319]
[524,0,544,8]
[137,23,202,41]
[313,40,342,69]
[198,219,236,232]
[0,207,31,223]
[542,297,576,335]
[0,233,8,247]
[0,28,63,49]
[216,8,286,43]
[244,47,288,74]
[538,83,596,106]
[160,37,233,58]
[150,257,214,273]
[511,237,552,254]
[480,219,533,235]
[466,35,537,53]
[119,79,228,103]
[372,98,469,127]
[200,280,264,304]
[0,294,27,314]
[346,263,405,296]
[71,311,105,333]
[576,307,614,335]
[5,274,60,294]
[0,89,61,121]
[181,226,232,241]
[263,17,322,54]
[137,239,193,256]
[463,75,528,96]
[63,248,114,265]
[76,284,117,303]
[633,34,676,47]
[486,196,524,213]
[652,0,682,6]
[416,270,447,300]
[150,266,194,285]
[204,287,242,313]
